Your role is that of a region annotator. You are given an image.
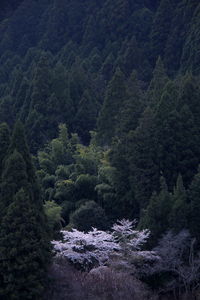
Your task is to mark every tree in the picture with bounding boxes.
[70,201,108,232]
[127,107,160,210]
[147,56,169,106]
[0,150,28,220]
[7,120,41,205]
[97,68,127,145]
[150,0,173,59]
[140,177,172,246]
[169,175,188,232]
[0,189,50,300]
[74,89,99,144]
[0,122,51,299]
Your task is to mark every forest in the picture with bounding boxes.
[0,0,200,299]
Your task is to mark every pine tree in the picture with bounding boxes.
[0,122,51,299]
[0,189,50,300]
[74,89,99,144]
[7,120,40,204]
[178,105,200,187]
[0,150,28,220]
[140,177,172,245]
[117,70,145,136]
[150,0,173,59]
[147,56,169,106]
[128,107,160,210]
[26,52,53,151]
[169,175,188,232]
[97,67,127,145]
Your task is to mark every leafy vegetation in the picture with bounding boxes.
[0,0,200,299]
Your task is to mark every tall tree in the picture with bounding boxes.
[0,189,50,300]
[97,67,127,145]
[140,177,172,246]
[0,122,51,299]
[169,175,188,232]
[150,0,173,59]
[147,56,169,107]
[127,107,160,210]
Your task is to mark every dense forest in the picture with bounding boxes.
[0,0,200,299]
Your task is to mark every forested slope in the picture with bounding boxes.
[1,1,200,298]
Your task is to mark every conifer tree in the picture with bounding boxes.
[147,56,169,106]
[74,89,99,144]
[140,177,172,245]
[128,107,160,210]
[118,71,145,136]
[169,175,188,232]
[150,0,173,59]
[7,120,40,204]
[0,150,28,220]
[97,67,127,145]
[0,189,49,300]
[178,105,200,187]
[0,121,51,299]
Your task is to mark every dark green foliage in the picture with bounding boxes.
[0,0,200,267]
[0,150,28,220]
[147,57,169,106]
[170,175,188,232]
[70,201,108,231]
[140,177,172,245]
[0,189,49,300]
[97,68,127,145]
[0,122,51,299]
[127,107,160,210]
[150,0,173,60]
[7,121,41,204]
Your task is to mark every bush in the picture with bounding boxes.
[70,201,108,231]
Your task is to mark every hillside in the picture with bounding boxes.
[0,1,200,299]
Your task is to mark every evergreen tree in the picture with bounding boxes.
[117,70,145,136]
[169,175,188,232]
[0,150,28,220]
[140,177,172,245]
[0,122,51,299]
[74,89,99,144]
[97,68,127,145]
[150,0,173,59]
[147,56,169,106]
[178,105,200,187]
[7,120,40,203]
[128,107,160,210]
[26,52,53,151]
[0,189,50,300]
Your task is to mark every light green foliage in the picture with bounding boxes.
[44,200,63,232]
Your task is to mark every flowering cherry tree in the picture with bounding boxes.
[52,228,119,270]
[52,219,158,271]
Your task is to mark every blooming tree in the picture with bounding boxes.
[52,219,158,271]
[52,228,119,270]
[111,219,158,272]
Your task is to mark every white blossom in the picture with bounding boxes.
[52,219,156,271]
